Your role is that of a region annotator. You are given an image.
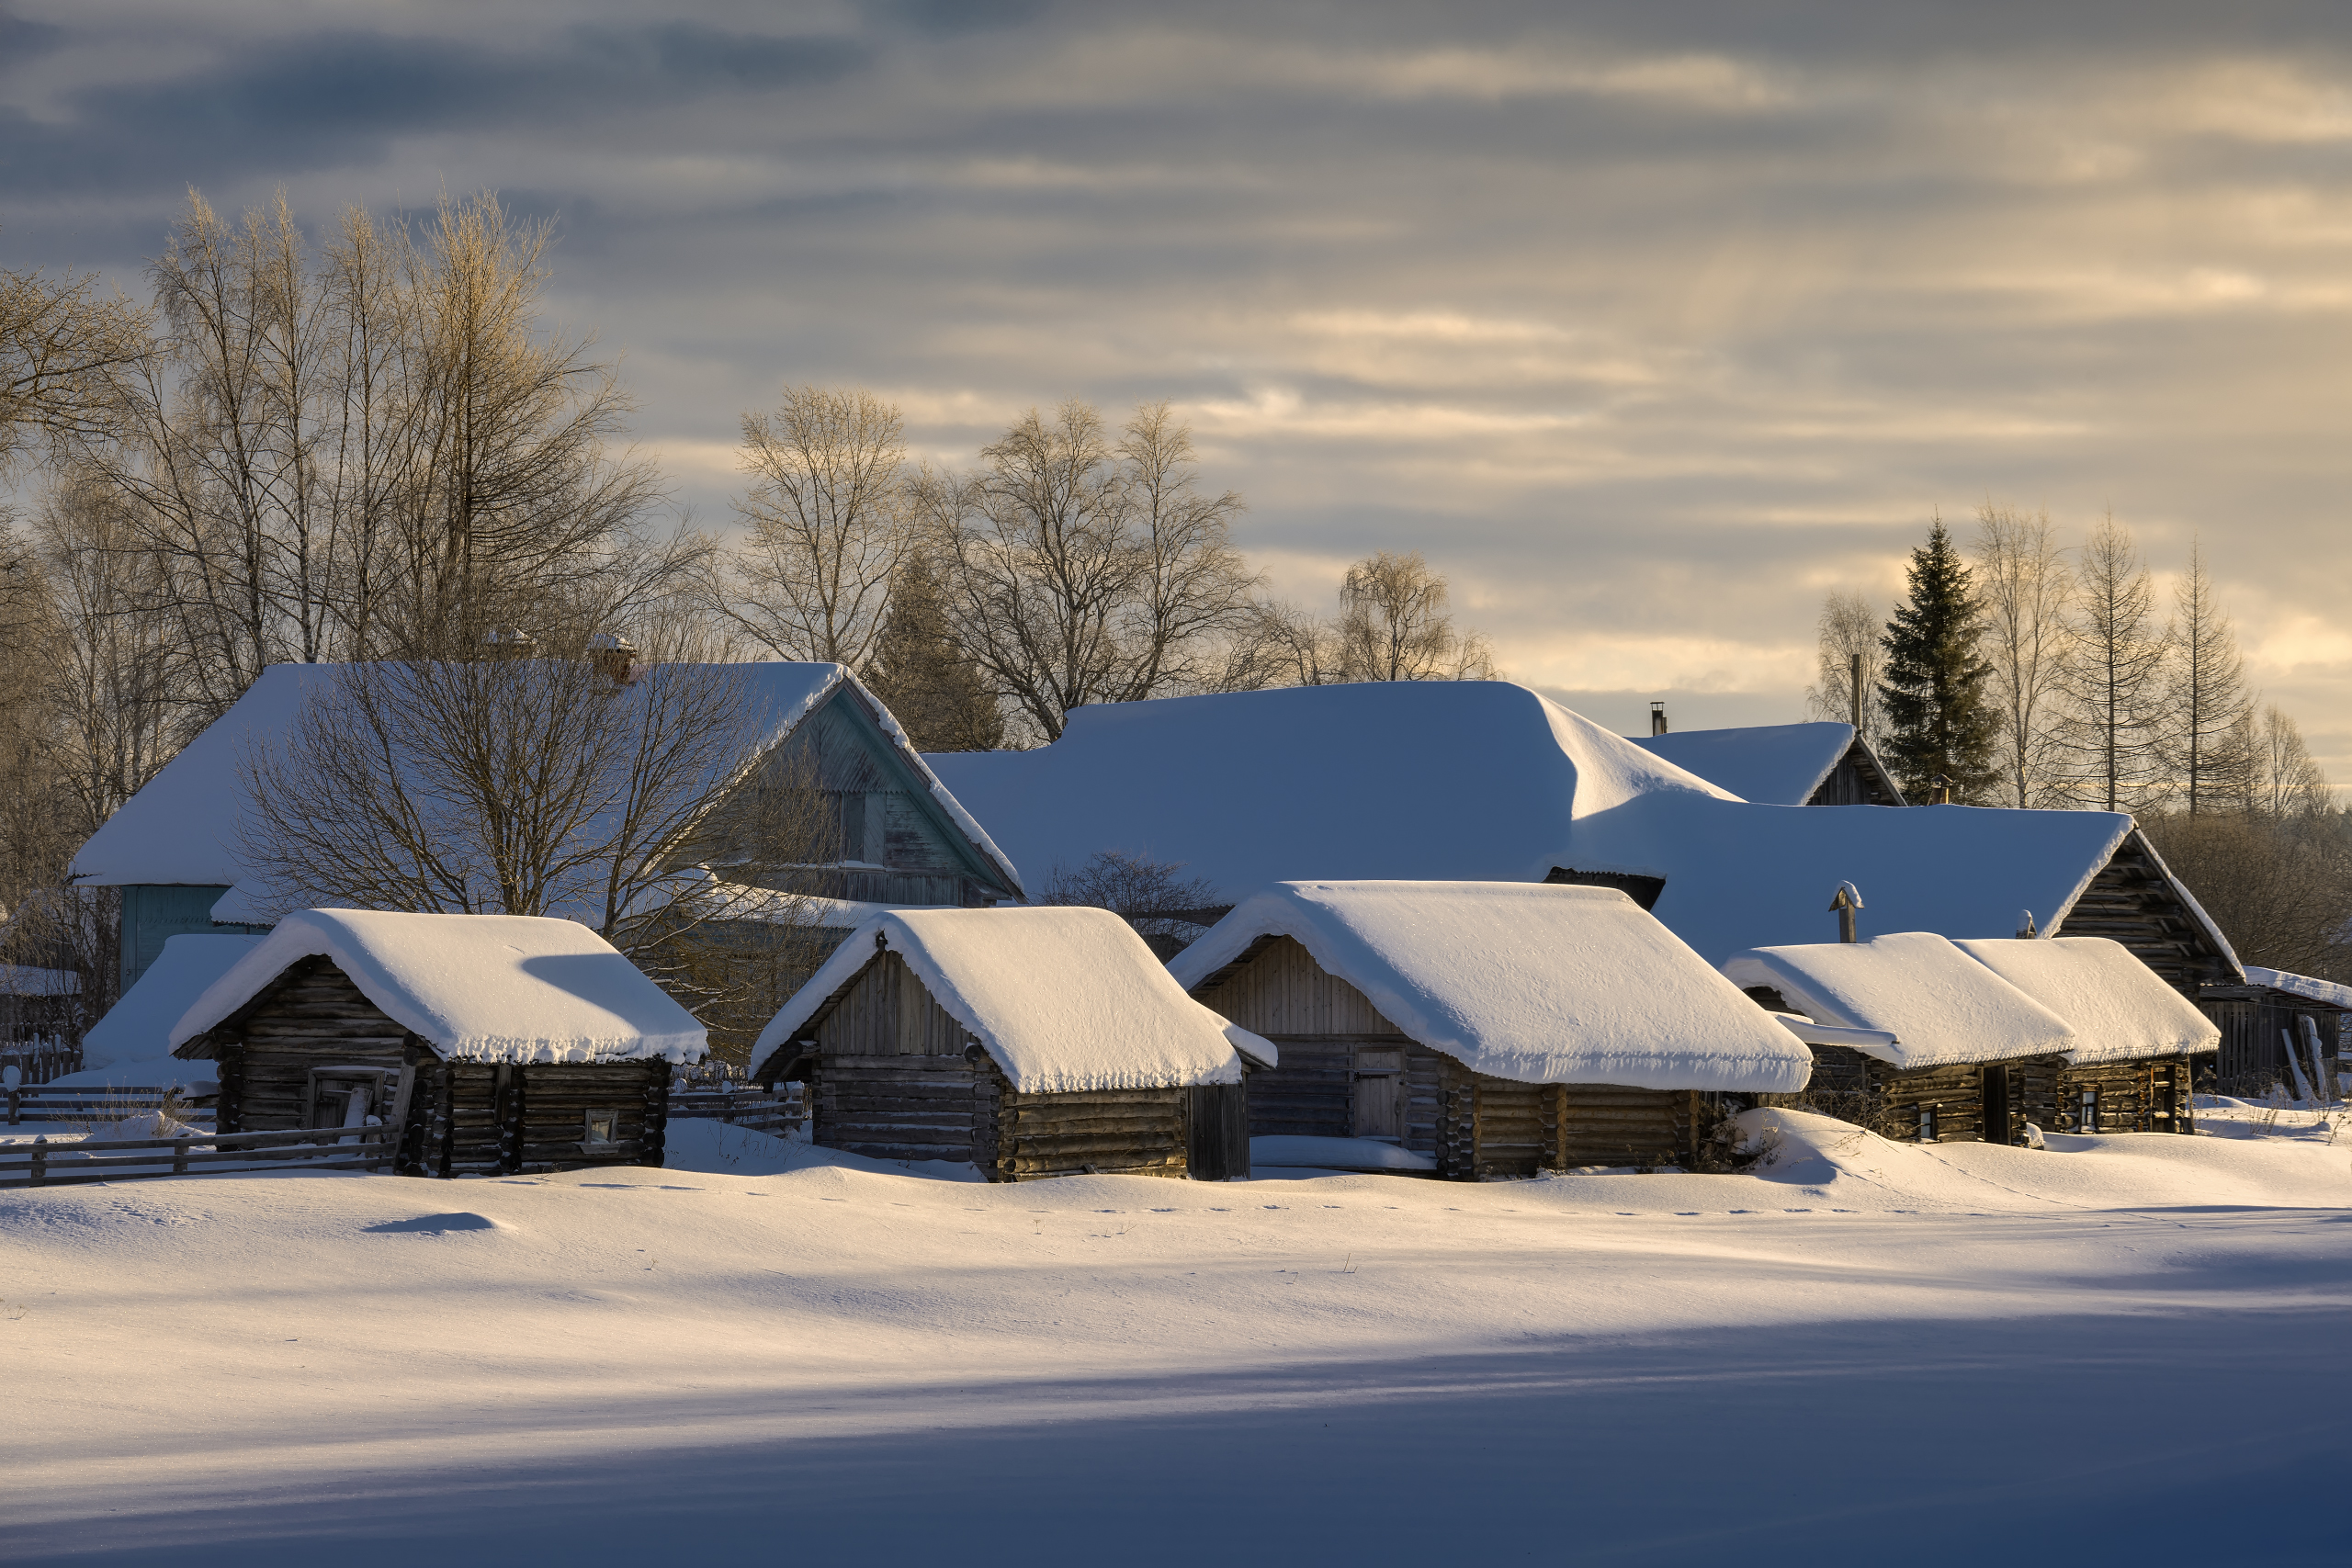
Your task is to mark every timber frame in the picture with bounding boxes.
[2058,829,2238,996]
[178,954,673,1177]
[1187,934,1710,1178]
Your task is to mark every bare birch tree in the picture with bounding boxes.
[707,385,908,666]
[2165,538,2252,815]
[932,400,1260,741]
[2051,513,2171,810]
[0,260,150,474]
[1335,549,1496,681]
[1972,504,2072,807]
[1803,589,1886,745]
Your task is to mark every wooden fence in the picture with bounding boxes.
[0,1123,395,1189]
[5,1086,213,1127]
[0,1038,83,1088]
[670,1085,800,1137]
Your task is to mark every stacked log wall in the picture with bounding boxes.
[994,1087,1186,1180]
[2055,1056,2192,1134]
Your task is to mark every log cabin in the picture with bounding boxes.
[1722,932,2078,1145]
[1954,937,2211,1135]
[1632,719,1905,807]
[1166,882,1815,1179]
[923,681,2238,992]
[169,909,707,1177]
[748,908,1272,1182]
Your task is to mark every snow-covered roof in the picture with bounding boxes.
[1168,881,1815,1092]
[752,907,1265,1092]
[82,934,263,1069]
[2244,966,2352,1011]
[1720,932,2078,1069]
[1953,938,2216,1064]
[1630,722,1858,806]
[73,660,1020,902]
[169,909,707,1064]
[0,964,77,996]
[925,682,2135,965]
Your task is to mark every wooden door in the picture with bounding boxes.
[1981,1064,2010,1145]
[1351,1047,1405,1141]
[1186,1083,1250,1180]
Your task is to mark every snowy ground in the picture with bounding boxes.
[6,1104,2350,1565]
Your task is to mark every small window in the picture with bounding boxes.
[1917,1104,1938,1143]
[2077,1089,2098,1134]
[583,1111,618,1146]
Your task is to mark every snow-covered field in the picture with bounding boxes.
[6,1106,2350,1565]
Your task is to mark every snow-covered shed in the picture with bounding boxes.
[924,682,2238,992]
[749,908,1270,1181]
[1631,720,1904,807]
[1953,938,2211,1134]
[73,660,1023,992]
[1722,932,2078,1145]
[2196,965,2348,1099]
[1167,882,1815,1178]
[172,910,707,1177]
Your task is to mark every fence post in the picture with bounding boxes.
[173,1137,190,1175]
[28,1135,45,1189]
[6,1088,16,1126]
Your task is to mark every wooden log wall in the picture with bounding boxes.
[1869,1054,2064,1144]
[2056,1056,2192,1134]
[212,958,412,1134]
[993,1086,1186,1181]
[2061,832,2234,995]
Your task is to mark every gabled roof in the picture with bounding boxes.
[1632,722,1871,806]
[1955,937,2216,1064]
[1168,881,1813,1092]
[82,934,263,1068]
[72,660,1021,906]
[751,907,1264,1093]
[1720,932,2078,1070]
[170,909,707,1064]
[925,681,2137,965]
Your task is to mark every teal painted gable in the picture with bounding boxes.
[119,886,271,992]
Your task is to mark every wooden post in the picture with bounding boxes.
[1849,652,1862,730]
[28,1135,45,1189]
[173,1137,190,1175]
[1829,882,1862,943]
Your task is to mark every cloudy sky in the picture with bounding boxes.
[7,2,2352,761]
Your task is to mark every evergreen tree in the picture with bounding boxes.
[863,554,1005,752]
[1877,516,1997,802]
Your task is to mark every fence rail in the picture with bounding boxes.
[0,1039,83,1088]
[5,1086,213,1127]
[0,1123,393,1189]
[670,1087,800,1137]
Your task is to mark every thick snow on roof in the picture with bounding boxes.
[1955,938,2217,1064]
[73,660,1019,900]
[170,910,707,1064]
[82,934,263,1069]
[1631,723,1856,806]
[1168,882,1814,1092]
[1721,932,2078,1069]
[2245,966,2352,1011]
[926,682,2132,964]
[752,907,1261,1092]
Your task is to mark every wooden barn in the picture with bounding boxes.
[1724,932,2078,1145]
[1166,882,1815,1179]
[1955,937,2212,1134]
[748,908,1271,1181]
[2197,965,2347,1100]
[170,910,707,1177]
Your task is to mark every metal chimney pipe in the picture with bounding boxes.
[1828,882,1863,942]
[1649,701,1668,736]
[1849,652,1862,731]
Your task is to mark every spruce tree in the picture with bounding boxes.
[863,555,1005,752]
[1878,516,1997,802]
